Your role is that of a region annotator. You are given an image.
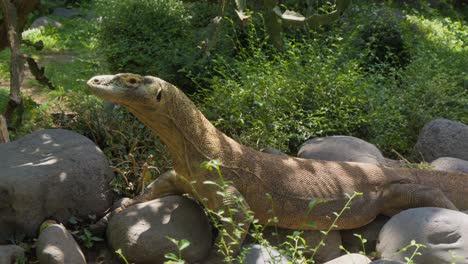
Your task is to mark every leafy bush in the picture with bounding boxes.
[0,49,9,79]
[0,88,8,113]
[358,9,411,71]
[194,2,467,158]
[194,25,369,153]
[96,0,215,91]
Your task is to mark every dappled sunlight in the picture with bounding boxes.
[43,245,65,260]
[59,172,67,182]
[128,219,152,239]
[406,15,466,53]
[15,156,58,168]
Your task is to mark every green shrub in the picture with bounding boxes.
[0,88,8,113]
[358,9,411,71]
[193,2,467,158]
[194,25,369,153]
[0,49,9,79]
[96,0,210,91]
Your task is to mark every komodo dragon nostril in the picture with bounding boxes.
[92,79,100,84]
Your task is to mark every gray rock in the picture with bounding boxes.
[83,243,121,264]
[0,245,25,264]
[52,8,80,18]
[258,227,341,263]
[30,17,63,29]
[0,129,113,243]
[377,207,468,263]
[341,215,390,254]
[431,157,468,173]
[107,196,212,264]
[323,253,371,264]
[415,119,468,162]
[37,223,86,264]
[237,244,290,264]
[370,260,405,264]
[298,136,385,164]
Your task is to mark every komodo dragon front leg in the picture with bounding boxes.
[96,169,252,263]
[117,169,183,208]
[200,185,252,263]
[89,170,184,233]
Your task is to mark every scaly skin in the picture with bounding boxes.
[87,73,468,262]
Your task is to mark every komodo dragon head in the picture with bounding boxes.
[87,73,168,108]
[87,73,222,176]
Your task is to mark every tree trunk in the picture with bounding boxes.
[264,0,284,50]
[0,0,26,124]
[0,114,9,143]
[0,0,40,50]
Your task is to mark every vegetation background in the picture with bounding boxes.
[0,0,467,195]
[0,0,467,262]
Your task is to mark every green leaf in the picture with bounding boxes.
[179,239,190,251]
[84,228,92,237]
[308,199,323,210]
[92,237,104,242]
[306,221,317,228]
[166,236,178,245]
[164,253,179,261]
[68,216,78,225]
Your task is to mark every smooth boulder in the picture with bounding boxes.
[377,207,468,263]
[298,136,385,164]
[0,129,113,242]
[237,244,290,264]
[370,260,405,264]
[431,157,468,174]
[30,17,63,29]
[341,215,390,254]
[323,253,371,264]
[259,227,341,263]
[415,119,468,162]
[107,196,212,264]
[36,223,86,264]
[0,245,24,264]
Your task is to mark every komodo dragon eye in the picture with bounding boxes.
[121,74,143,88]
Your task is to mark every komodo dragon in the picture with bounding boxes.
[87,73,468,262]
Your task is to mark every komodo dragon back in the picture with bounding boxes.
[87,73,468,260]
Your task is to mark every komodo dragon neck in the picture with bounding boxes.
[127,87,245,181]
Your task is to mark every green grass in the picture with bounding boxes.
[0,49,10,79]
[0,87,8,113]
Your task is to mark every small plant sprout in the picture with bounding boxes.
[164,237,191,264]
[115,249,130,264]
[398,240,427,264]
[283,231,308,263]
[353,233,368,255]
[78,228,103,248]
[200,159,255,262]
[310,192,363,261]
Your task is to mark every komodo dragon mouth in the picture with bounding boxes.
[86,73,163,106]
